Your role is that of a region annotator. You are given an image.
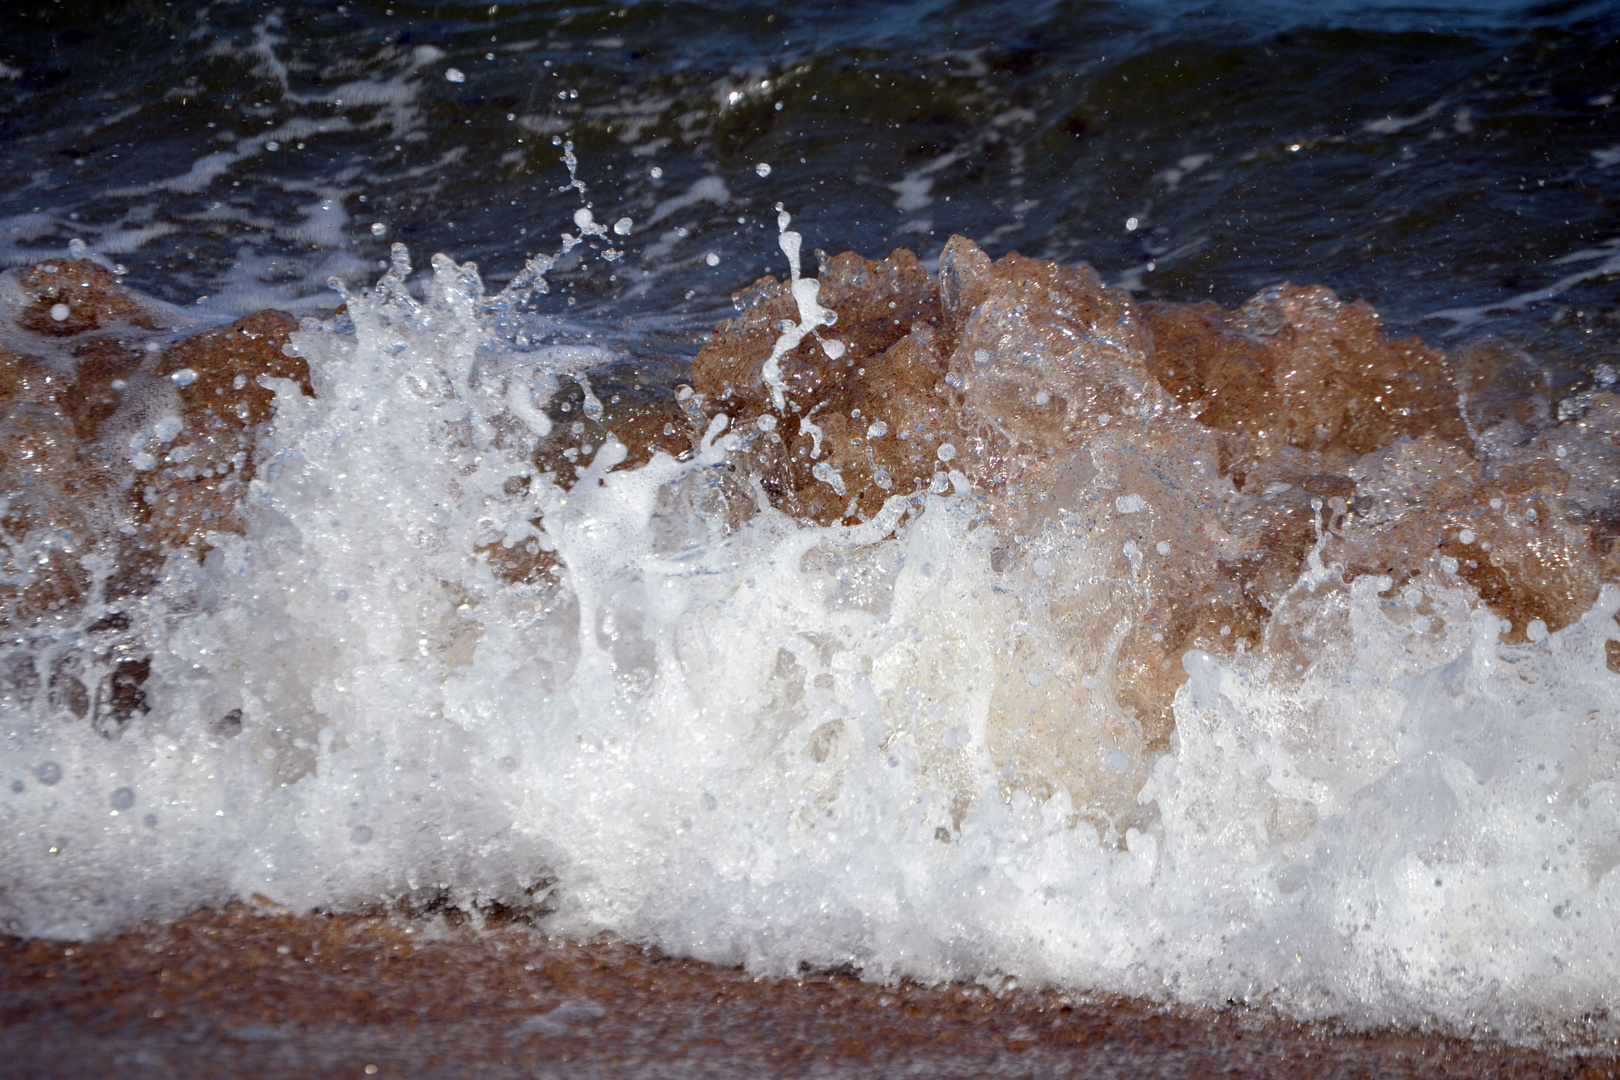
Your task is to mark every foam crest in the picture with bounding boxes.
[1,234,1618,1047]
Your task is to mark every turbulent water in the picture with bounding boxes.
[3,0,1620,1052]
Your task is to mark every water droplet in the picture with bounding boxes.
[371,222,387,237]
[169,367,198,387]
[110,787,135,811]
[152,415,183,443]
[866,420,888,439]
[755,162,772,177]
[936,443,957,462]
[49,303,70,322]
[445,68,466,83]
[811,461,847,496]
[705,252,720,266]
[756,414,778,432]
[35,762,61,787]
[1034,390,1050,406]
[1156,541,1171,556]
[132,452,157,471]
[613,217,633,236]
[1125,216,1140,231]
[1458,529,1475,545]
[265,140,280,152]
[649,166,663,179]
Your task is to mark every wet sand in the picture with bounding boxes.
[1,906,1613,1080]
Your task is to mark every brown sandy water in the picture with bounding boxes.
[2,906,1613,1080]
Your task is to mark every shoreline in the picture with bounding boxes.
[3,905,1615,1080]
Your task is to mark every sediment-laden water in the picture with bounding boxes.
[3,0,1619,1059]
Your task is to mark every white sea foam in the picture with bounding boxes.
[2,241,1619,1049]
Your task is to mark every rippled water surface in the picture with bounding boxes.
[3,0,1618,364]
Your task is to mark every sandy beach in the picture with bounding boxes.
[3,906,1615,1079]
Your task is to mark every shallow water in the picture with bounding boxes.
[3,0,1620,1060]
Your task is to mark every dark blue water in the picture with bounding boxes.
[2,0,1617,378]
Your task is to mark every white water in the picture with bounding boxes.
[3,242,1620,1048]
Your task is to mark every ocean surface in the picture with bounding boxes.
[3,0,1620,1059]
